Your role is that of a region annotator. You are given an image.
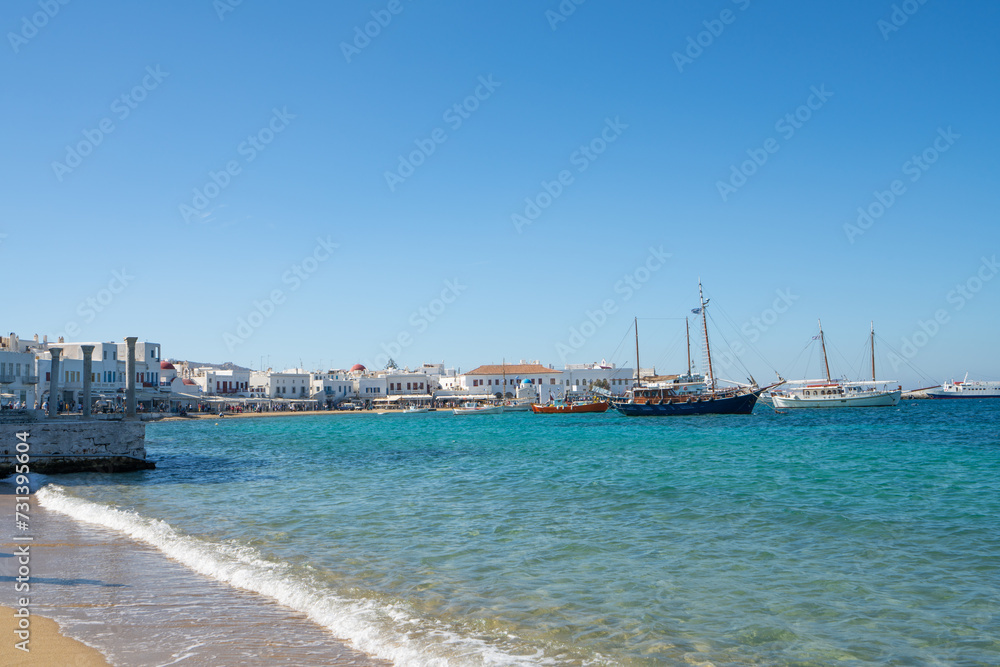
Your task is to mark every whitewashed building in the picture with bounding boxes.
[562,361,635,396]
[250,369,310,399]
[192,367,251,396]
[460,362,563,398]
[0,334,39,407]
[310,371,354,405]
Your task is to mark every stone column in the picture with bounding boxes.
[48,347,61,419]
[81,345,95,419]
[125,337,138,418]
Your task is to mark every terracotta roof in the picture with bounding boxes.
[182,378,197,386]
[466,364,562,375]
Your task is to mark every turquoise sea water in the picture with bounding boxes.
[40,401,1000,665]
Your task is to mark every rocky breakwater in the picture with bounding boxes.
[0,410,154,475]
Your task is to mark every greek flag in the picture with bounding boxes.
[691,308,701,314]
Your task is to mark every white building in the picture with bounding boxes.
[354,375,387,400]
[310,370,354,405]
[382,370,432,395]
[250,369,311,399]
[459,362,563,399]
[562,361,635,396]
[0,334,40,408]
[192,367,251,396]
[36,339,164,409]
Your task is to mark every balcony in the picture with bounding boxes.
[0,374,12,384]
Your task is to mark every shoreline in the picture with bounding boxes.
[156,407,449,421]
[0,481,389,666]
[0,604,109,666]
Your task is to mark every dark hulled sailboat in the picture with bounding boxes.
[614,282,783,416]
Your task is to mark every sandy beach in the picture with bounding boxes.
[0,480,388,666]
[0,604,109,666]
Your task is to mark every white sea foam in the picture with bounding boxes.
[36,484,547,666]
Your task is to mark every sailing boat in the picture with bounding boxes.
[615,282,783,416]
[770,321,901,408]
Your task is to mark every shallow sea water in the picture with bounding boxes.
[35,400,1000,665]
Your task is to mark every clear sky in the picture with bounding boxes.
[3,0,998,387]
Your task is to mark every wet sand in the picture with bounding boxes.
[0,480,389,666]
[0,604,109,666]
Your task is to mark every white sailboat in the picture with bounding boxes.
[771,321,901,409]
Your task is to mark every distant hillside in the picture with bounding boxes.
[167,360,253,372]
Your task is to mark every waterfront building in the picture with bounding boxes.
[460,362,563,399]
[192,367,251,397]
[562,361,635,396]
[310,371,354,406]
[250,368,310,399]
[0,334,39,407]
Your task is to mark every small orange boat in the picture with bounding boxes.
[530,401,609,414]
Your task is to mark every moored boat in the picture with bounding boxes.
[452,402,503,415]
[926,374,1000,398]
[531,401,609,414]
[771,321,900,409]
[615,282,783,417]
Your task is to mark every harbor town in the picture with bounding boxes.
[0,331,638,416]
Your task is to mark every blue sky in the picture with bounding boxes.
[2,0,998,387]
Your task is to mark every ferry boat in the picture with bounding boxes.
[927,374,1000,398]
[770,321,901,409]
[615,282,783,417]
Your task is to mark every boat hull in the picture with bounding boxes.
[615,391,760,416]
[772,390,901,408]
[926,393,1000,398]
[452,406,503,415]
[531,402,609,414]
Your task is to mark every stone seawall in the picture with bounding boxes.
[0,419,153,475]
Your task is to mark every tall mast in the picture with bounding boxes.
[699,281,715,391]
[685,317,691,377]
[819,319,831,383]
[870,322,876,383]
[634,317,641,387]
